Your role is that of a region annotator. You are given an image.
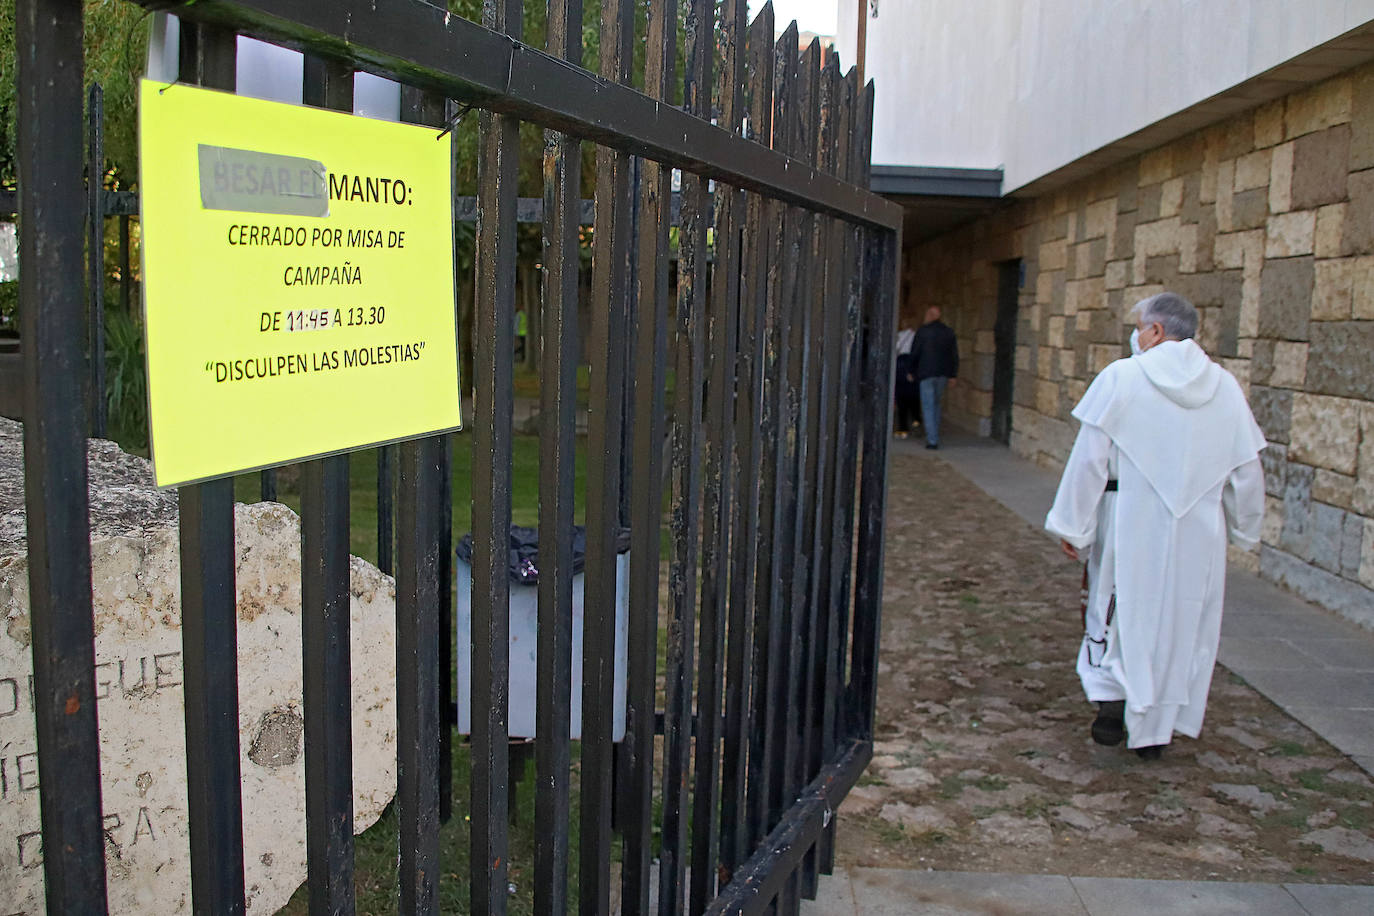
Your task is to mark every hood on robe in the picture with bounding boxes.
[1071,340,1266,518]
[1135,339,1222,408]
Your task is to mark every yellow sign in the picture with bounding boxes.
[139,80,460,488]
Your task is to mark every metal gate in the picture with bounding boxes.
[11,0,902,912]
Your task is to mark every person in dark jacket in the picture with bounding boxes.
[912,306,959,449]
[894,350,921,437]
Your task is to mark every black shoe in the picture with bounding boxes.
[925,443,939,450]
[1091,701,1125,746]
[1134,744,1164,760]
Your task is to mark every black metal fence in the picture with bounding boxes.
[13,0,902,913]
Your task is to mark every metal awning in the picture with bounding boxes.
[870,165,1005,244]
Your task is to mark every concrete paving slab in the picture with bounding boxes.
[1218,637,1320,671]
[800,866,858,915]
[845,868,1087,915]
[913,432,1061,531]
[1279,706,1374,756]
[1069,877,1306,915]
[1353,756,1374,775]
[1236,669,1374,709]
[1286,637,1374,671]
[1220,610,1358,640]
[1282,883,1374,915]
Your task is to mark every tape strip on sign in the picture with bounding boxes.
[197,144,330,217]
[139,79,461,488]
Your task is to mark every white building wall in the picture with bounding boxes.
[837,0,1374,191]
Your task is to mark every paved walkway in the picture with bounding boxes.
[919,430,1374,777]
[799,431,1374,914]
[804,866,1374,915]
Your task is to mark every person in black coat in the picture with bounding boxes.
[911,306,958,449]
[894,350,920,437]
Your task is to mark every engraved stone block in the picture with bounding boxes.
[0,418,397,914]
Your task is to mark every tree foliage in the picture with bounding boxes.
[0,0,152,189]
[1,0,698,194]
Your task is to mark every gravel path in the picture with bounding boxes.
[835,451,1374,883]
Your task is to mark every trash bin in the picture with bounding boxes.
[455,525,631,741]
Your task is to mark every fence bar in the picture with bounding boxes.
[850,238,897,728]
[719,0,763,867]
[748,11,786,853]
[845,78,877,714]
[850,143,896,748]
[798,57,843,899]
[377,446,393,574]
[620,155,640,541]
[173,23,249,914]
[676,1,716,913]
[738,3,774,858]
[394,436,445,914]
[299,452,356,915]
[17,0,109,910]
[439,434,453,824]
[87,81,106,438]
[764,23,799,821]
[298,53,356,916]
[580,1,635,911]
[661,1,715,910]
[830,68,864,729]
[624,1,677,913]
[698,0,747,896]
[763,26,803,916]
[394,86,447,916]
[440,99,473,829]
[788,38,823,902]
[127,0,903,231]
[818,69,859,877]
[469,0,520,897]
[179,479,248,914]
[704,740,873,916]
[119,214,132,312]
[534,4,582,911]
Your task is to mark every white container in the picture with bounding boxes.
[456,552,628,741]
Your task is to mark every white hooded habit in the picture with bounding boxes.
[1045,339,1266,748]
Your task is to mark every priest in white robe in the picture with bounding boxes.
[1045,292,1266,759]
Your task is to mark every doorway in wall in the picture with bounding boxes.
[990,259,1021,445]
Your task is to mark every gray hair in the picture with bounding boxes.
[1130,292,1198,340]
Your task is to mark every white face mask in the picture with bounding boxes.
[1129,327,1143,356]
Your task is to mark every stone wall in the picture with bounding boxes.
[904,62,1374,626]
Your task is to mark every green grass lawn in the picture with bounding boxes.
[233,431,589,568]
[277,740,590,914]
[235,431,684,913]
[510,365,676,407]
[236,432,599,913]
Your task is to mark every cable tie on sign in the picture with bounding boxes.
[438,32,518,141]
[436,103,475,141]
[505,36,517,96]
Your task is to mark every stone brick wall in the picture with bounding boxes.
[903,63,1374,626]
